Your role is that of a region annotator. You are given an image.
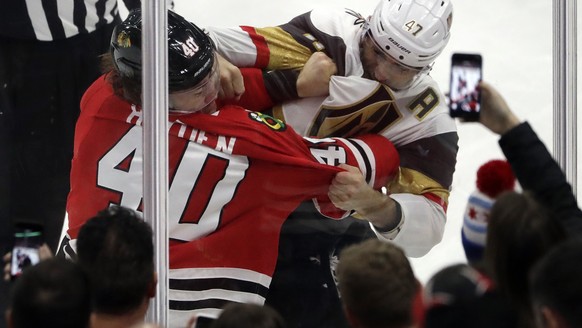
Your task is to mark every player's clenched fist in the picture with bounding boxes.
[328,164,375,211]
[217,53,245,101]
[297,51,337,98]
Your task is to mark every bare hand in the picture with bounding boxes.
[3,252,10,281]
[185,315,197,328]
[477,81,520,135]
[329,164,400,230]
[328,164,377,211]
[217,53,245,101]
[297,52,337,98]
[38,244,53,260]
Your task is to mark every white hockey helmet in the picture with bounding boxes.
[367,0,453,68]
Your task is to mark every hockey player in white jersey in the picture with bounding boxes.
[209,0,457,256]
[207,0,458,327]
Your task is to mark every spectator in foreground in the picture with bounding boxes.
[5,257,91,328]
[474,81,582,235]
[529,239,582,328]
[336,238,423,328]
[209,303,286,328]
[75,206,156,328]
[424,263,516,328]
[459,81,581,327]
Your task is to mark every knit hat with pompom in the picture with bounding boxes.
[462,160,515,265]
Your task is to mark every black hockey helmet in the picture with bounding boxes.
[111,9,215,92]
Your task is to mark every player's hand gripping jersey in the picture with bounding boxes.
[63,74,399,325]
[207,7,458,256]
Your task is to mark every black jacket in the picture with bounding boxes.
[499,122,582,236]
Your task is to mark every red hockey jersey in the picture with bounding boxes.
[64,74,399,325]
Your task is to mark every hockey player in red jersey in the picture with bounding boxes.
[206,1,457,326]
[59,9,400,326]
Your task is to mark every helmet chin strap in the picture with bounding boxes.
[360,21,371,42]
[386,64,433,91]
[169,108,196,115]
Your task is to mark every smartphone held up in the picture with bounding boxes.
[10,222,44,280]
[449,53,482,121]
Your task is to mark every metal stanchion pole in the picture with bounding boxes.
[142,0,169,326]
[553,0,577,196]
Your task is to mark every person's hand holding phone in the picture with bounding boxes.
[3,243,53,281]
[477,81,520,135]
[10,222,44,279]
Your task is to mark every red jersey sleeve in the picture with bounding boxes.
[306,134,400,219]
[221,68,275,111]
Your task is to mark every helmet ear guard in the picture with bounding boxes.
[367,0,453,68]
[110,10,143,79]
[110,9,215,92]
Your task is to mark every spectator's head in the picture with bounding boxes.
[361,0,453,90]
[337,238,420,328]
[529,239,582,328]
[76,206,155,316]
[209,303,286,328]
[462,160,515,267]
[6,257,91,328]
[484,191,566,319]
[106,8,219,114]
[423,263,515,328]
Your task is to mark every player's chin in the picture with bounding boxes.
[386,77,417,91]
[200,102,218,114]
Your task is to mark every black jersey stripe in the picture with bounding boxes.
[344,138,373,183]
[398,131,458,188]
[169,277,270,298]
[1,0,126,40]
[170,299,241,311]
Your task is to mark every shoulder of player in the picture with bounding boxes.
[80,74,111,108]
[80,74,129,119]
[394,75,448,105]
[179,106,296,139]
[307,7,363,38]
[407,74,446,95]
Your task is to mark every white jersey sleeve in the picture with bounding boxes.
[371,193,446,257]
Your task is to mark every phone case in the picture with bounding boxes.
[449,53,482,121]
[10,223,44,278]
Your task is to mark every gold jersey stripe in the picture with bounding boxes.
[253,27,312,69]
[388,167,449,204]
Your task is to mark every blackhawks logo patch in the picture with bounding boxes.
[117,31,131,48]
[248,112,287,132]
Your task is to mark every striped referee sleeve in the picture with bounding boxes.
[23,0,120,41]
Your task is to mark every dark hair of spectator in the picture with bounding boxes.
[337,238,417,328]
[9,257,91,328]
[76,205,154,315]
[529,239,582,327]
[484,191,566,322]
[210,303,286,328]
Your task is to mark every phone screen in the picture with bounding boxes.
[10,223,43,279]
[449,53,482,121]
